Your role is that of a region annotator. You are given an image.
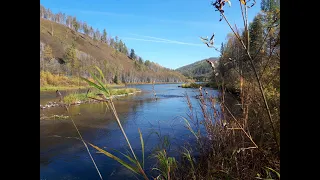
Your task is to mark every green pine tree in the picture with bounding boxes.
[102,29,107,43]
[249,14,264,55]
[130,49,136,60]
[138,57,143,64]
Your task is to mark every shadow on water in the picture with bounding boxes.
[40,83,220,180]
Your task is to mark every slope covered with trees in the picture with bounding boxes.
[175,57,218,81]
[40,5,187,86]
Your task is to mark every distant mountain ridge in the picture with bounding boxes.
[175,57,219,81]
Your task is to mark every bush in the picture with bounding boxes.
[40,71,87,87]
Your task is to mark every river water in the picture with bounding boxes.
[40,83,219,180]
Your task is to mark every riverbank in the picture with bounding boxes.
[179,82,242,99]
[125,81,187,85]
[40,70,190,92]
[40,71,127,91]
[40,82,188,92]
[40,84,125,91]
[40,88,141,109]
[179,82,218,88]
[40,85,88,91]
[40,82,190,92]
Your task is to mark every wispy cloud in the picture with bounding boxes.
[123,34,204,46]
[50,8,225,30]
[78,10,220,28]
[121,37,173,43]
[79,10,133,18]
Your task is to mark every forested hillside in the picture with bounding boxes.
[176,57,218,81]
[40,5,187,85]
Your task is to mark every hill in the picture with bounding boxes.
[175,57,219,81]
[40,5,187,84]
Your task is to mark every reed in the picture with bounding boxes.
[81,66,149,180]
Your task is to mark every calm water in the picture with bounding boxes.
[40,83,219,180]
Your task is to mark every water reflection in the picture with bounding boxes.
[40,83,220,180]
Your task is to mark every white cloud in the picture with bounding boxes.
[123,34,204,46]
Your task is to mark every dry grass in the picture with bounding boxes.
[181,83,201,88]
[168,88,279,180]
[40,18,133,71]
[40,71,125,91]
[164,1,280,179]
[40,71,88,87]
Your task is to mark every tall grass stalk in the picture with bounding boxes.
[64,105,103,180]
[152,80,157,100]
[152,149,177,180]
[81,66,148,180]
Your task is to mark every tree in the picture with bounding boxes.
[89,27,94,38]
[43,44,53,71]
[118,40,124,52]
[39,4,189,84]
[95,29,101,41]
[123,43,129,55]
[102,29,107,43]
[134,61,141,71]
[78,21,83,32]
[115,36,119,50]
[83,22,89,35]
[61,13,66,24]
[110,38,115,48]
[54,14,60,23]
[115,36,119,43]
[66,16,73,28]
[64,43,78,75]
[47,8,53,20]
[40,5,45,18]
[138,57,143,64]
[249,14,264,55]
[130,49,136,60]
[44,44,53,60]
[261,0,280,12]
[144,60,151,67]
[93,33,97,41]
[72,17,79,32]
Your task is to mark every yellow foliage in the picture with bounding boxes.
[40,71,87,87]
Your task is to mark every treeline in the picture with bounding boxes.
[40,5,186,84]
[40,40,185,84]
[40,5,135,58]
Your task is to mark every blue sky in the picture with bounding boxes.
[40,0,262,69]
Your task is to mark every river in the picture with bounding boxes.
[40,83,220,180]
